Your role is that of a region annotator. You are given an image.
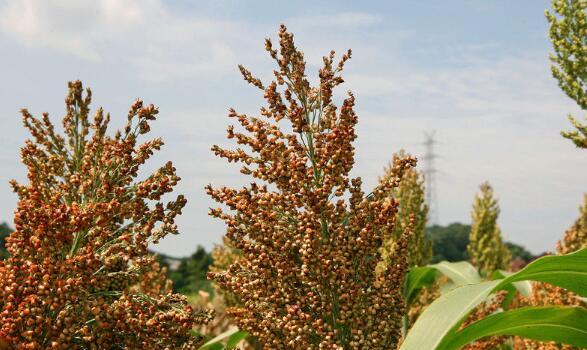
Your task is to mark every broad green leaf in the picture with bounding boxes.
[491,270,532,308]
[400,280,500,350]
[199,328,248,350]
[496,248,587,296]
[405,267,437,304]
[400,249,587,350]
[493,270,532,297]
[431,261,482,287]
[203,344,223,350]
[405,261,481,305]
[226,331,248,348]
[440,306,587,350]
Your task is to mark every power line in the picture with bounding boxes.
[422,131,439,226]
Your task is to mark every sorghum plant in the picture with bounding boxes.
[0,81,206,349]
[378,150,431,270]
[467,182,510,276]
[210,239,265,350]
[546,0,587,148]
[207,25,416,349]
[557,194,587,255]
[519,195,586,350]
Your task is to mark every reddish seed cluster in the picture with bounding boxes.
[207,25,416,349]
[0,81,207,349]
[556,194,587,256]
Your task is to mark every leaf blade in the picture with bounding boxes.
[399,280,500,350]
[405,267,437,304]
[400,249,587,350]
[496,248,587,296]
[441,306,587,350]
[430,261,482,287]
[199,328,248,350]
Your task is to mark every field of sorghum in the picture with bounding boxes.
[0,0,586,349]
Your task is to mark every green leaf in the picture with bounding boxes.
[226,331,248,348]
[198,328,248,350]
[492,270,532,297]
[405,267,437,304]
[491,270,532,308]
[400,280,500,350]
[440,306,587,350]
[400,248,587,350]
[203,344,224,350]
[431,261,482,287]
[496,248,587,296]
[405,261,481,305]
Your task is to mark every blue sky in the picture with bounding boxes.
[0,0,585,256]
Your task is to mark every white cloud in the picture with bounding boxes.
[339,49,586,253]
[129,41,236,82]
[0,0,246,80]
[346,52,567,118]
[0,0,103,60]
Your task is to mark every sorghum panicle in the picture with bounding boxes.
[378,150,431,271]
[546,0,587,148]
[556,194,587,255]
[0,81,206,349]
[467,182,510,276]
[207,25,416,349]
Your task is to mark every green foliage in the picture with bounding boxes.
[468,182,510,275]
[167,246,214,294]
[491,269,533,308]
[400,248,587,350]
[504,242,534,262]
[406,261,533,310]
[405,261,481,306]
[427,223,470,262]
[442,306,587,350]
[198,328,248,350]
[546,0,587,148]
[0,223,11,259]
[428,223,534,265]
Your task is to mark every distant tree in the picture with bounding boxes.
[168,245,214,294]
[546,0,587,148]
[428,222,533,266]
[467,182,510,275]
[505,241,535,262]
[427,223,471,262]
[0,223,11,259]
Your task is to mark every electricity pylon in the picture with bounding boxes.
[422,131,439,226]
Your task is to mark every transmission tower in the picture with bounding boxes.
[422,131,439,226]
